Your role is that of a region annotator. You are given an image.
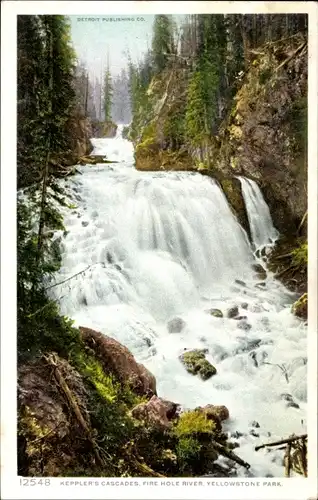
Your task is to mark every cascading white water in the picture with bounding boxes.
[49,126,306,477]
[238,177,279,252]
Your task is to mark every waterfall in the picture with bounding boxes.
[48,130,306,478]
[238,177,279,251]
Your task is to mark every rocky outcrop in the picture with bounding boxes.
[212,34,308,236]
[131,35,307,243]
[66,115,93,157]
[79,326,157,397]
[18,355,94,476]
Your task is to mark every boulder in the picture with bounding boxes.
[206,308,223,318]
[167,317,186,333]
[201,404,230,422]
[131,395,179,430]
[179,349,217,380]
[192,404,229,434]
[227,306,239,318]
[79,327,156,397]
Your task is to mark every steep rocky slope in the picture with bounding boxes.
[132,34,307,240]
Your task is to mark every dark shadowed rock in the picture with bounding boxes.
[233,315,247,321]
[235,279,247,287]
[227,306,239,318]
[252,263,267,281]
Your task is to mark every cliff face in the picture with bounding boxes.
[215,34,307,235]
[66,115,94,157]
[132,34,308,239]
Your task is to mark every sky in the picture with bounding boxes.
[69,14,156,80]
[69,14,186,81]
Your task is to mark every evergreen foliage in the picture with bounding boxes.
[151,15,175,74]
[103,63,113,122]
[17,15,80,361]
[17,15,76,188]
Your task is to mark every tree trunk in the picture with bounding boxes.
[37,19,53,259]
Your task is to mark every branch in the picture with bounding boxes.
[274,252,294,260]
[45,263,103,291]
[274,264,296,279]
[255,434,307,451]
[275,41,307,73]
[211,440,250,469]
[297,210,308,235]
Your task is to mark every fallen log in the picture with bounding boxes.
[255,434,307,451]
[211,440,250,469]
[77,155,119,165]
[45,353,105,468]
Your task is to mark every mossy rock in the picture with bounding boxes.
[292,293,307,320]
[174,410,217,438]
[206,308,223,318]
[179,349,217,380]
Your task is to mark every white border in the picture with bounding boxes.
[1,2,317,499]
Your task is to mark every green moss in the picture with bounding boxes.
[288,96,307,154]
[230,156,239,169]
[292,293,307,320]
[207,308,223,318]
[197,162,209,171]
[180,349,217,380]
[136,122,157,154]
[291,241,307,267]
[174,411,216,438]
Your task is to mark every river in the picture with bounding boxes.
[49,125,307,477]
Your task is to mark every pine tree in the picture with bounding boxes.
[151,15,174,73]
[103,61,113,122]
[17,15,46,186]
